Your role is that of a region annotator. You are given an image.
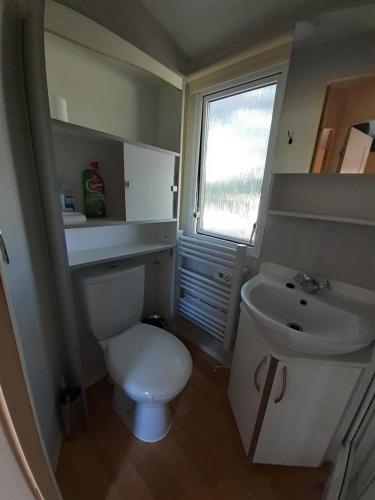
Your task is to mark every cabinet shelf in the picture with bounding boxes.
[269,210,375,227]
[64,218,178,229]
[52,119,180,157]
[68,242,175,268]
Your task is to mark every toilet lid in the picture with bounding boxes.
[105,323,192,401]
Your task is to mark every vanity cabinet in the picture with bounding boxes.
[228,312,272,452]
[229,308,362,467]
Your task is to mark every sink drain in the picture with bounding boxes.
[287,322,303,332]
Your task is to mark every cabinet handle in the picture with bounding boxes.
[274,366,287,404]
[253,355,267,392]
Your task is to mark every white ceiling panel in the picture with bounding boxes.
[139,0,374,61]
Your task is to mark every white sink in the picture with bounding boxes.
[241,264,375,355]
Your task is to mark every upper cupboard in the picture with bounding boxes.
[44,1,183,154]
[273,4,375,174]
[44,1,183,225]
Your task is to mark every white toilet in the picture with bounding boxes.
[76,262,192,442]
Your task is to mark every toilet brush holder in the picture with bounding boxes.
[59,386,86,437]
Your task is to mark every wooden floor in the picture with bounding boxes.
[56,340,329,500]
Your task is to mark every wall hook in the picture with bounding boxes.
[288,131,293,145]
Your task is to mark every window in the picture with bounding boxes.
[196,75,280,245]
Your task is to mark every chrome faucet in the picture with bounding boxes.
[294,272,331,294]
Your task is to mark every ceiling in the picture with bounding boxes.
[55,0,374,73]
[139,0,374,66]
[294,4,375,49]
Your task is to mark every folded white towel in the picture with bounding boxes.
[63,212,87,225]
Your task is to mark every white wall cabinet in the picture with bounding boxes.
[124,143,176,221]
[52,120,179,224]
[229,308,362,467]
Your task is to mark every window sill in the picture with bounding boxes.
[187,231,261,259]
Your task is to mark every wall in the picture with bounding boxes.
[45,32,160,145]
[157,85,183,152]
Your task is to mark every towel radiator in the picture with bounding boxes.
[176,235,247,350]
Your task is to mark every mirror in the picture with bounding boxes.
[272,4,375,174]
[311,75,375,174]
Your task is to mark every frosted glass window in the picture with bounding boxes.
[198,82,277,243]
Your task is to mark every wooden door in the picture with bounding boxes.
[228,310,272,453]
[253,358,361,467]
[124,143,176,221]
[311,127,333,173]
[340,127,372,173]
[0,278,62,499]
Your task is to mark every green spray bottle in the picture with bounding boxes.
[82,161,105,218]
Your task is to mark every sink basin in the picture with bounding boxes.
[241,264,375,355]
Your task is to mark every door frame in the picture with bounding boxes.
[323,367,375,500]
[0,277,63,499]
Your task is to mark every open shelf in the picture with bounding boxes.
[52,119,180,157]
[68,242,175,268]
[65,220,177,268]
[269,210,375,227]
[64,218,178,229]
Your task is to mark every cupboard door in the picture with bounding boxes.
[228,310,272,454]
[124,143,175,221]
[253,359,361,467]
[340,127,372,173]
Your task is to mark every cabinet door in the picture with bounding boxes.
[228,309,272,454]
[340,127,372,173]
[124,143,175,221]
[254,359,361,467]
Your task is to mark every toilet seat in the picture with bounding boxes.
[105,323,192,402]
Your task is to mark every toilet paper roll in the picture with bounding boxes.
[53,95,69,122]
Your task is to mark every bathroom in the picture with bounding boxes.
[0,1,375,499]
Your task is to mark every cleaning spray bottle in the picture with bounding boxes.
[82,161,105,218]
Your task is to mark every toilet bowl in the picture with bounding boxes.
[106,322,192,442]
[76,262,192,442]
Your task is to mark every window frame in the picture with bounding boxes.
[188,66,287,257]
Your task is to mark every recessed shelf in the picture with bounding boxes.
[52,119,180,157]
[68,242,175,268]
[64,218,178,229]
[269,210,375,227]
